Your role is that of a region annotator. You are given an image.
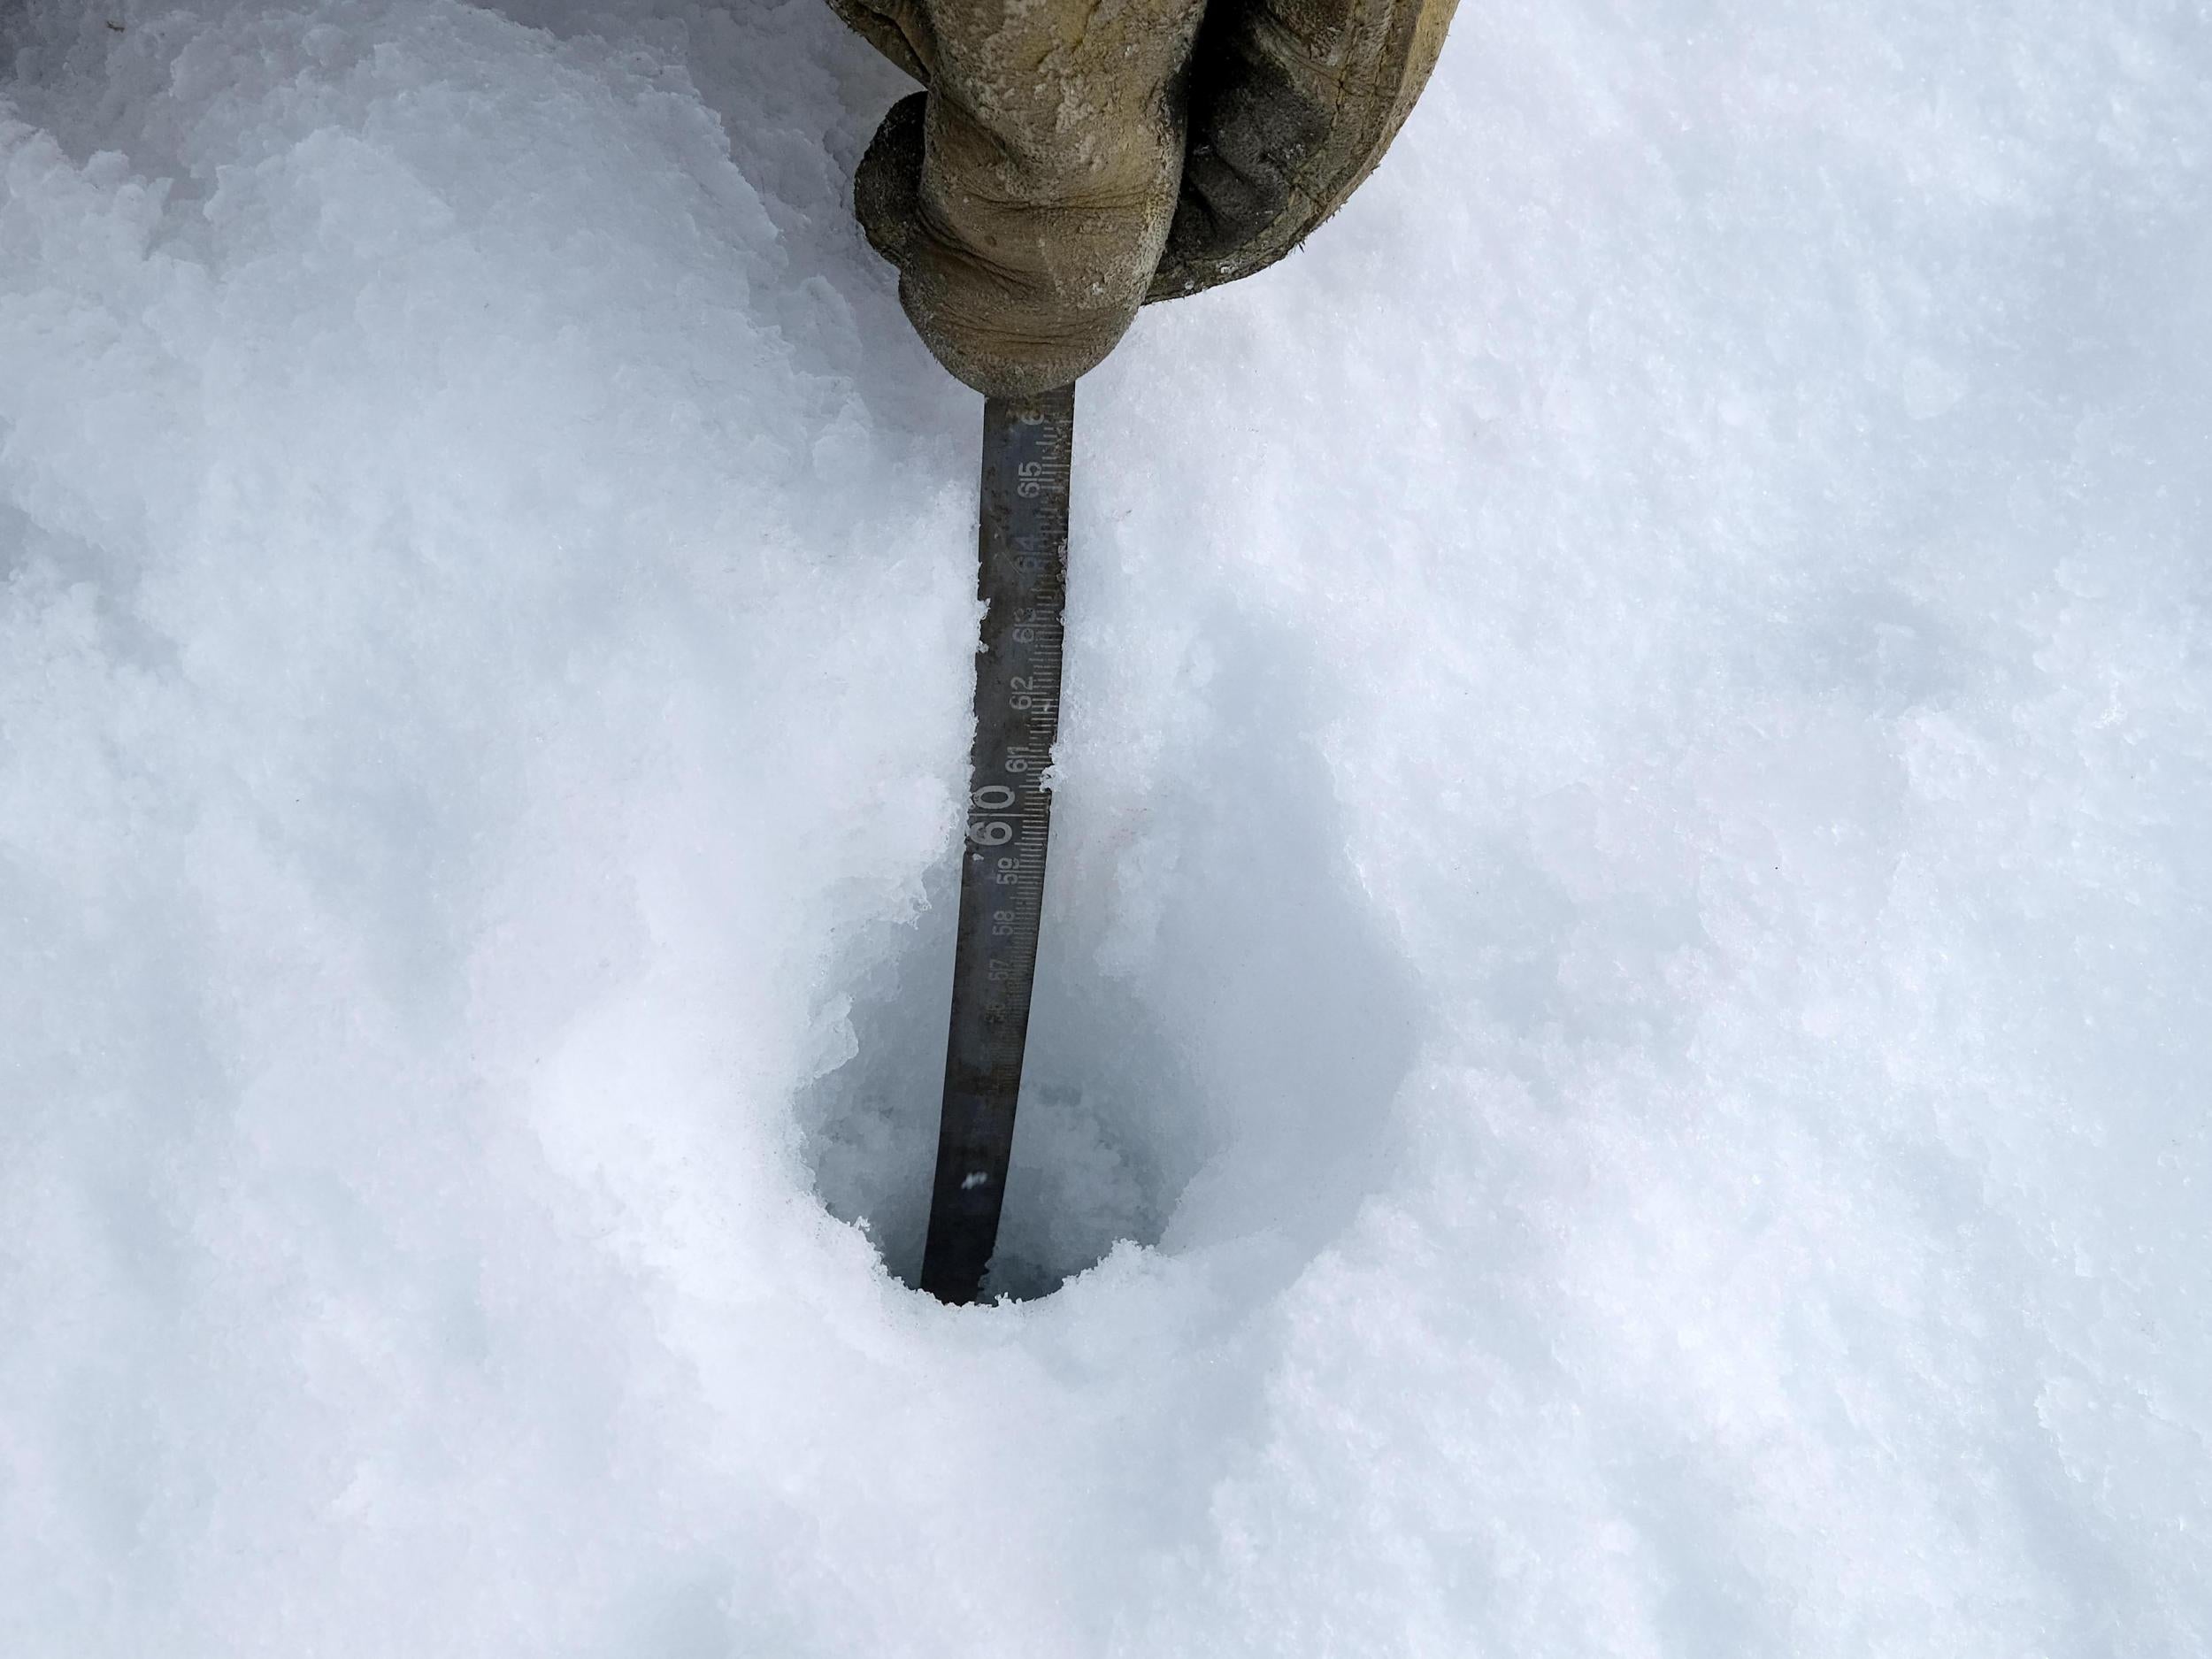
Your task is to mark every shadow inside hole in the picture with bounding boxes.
[797,612,1425,1302]
[795,858,1208,1299]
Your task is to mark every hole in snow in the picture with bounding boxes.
[795,853,1206,1300]
[798,617,1425,1303]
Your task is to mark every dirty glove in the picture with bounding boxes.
[832,0,1458,397]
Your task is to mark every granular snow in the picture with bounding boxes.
[4,0,2208,1652]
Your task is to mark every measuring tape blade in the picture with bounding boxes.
[918,382,1076,1304]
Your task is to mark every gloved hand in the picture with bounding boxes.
[832,0,1458,397]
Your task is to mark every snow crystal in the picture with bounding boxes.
[4,0,2208,1652]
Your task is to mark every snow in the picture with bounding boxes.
[3,0,2208,1650]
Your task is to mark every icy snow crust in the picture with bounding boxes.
[4,0,2209,1649]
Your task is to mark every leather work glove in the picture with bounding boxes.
[832,0,1459,397]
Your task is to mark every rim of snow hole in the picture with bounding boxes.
[795,862,1201,1302]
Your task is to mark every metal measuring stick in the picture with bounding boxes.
[918,384,1075,1304]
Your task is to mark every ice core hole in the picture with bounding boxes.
[798,621,1426,1304]
[796,857,1208,1299]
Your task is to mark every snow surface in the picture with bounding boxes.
[4,0,2210,1650]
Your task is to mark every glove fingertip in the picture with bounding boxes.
[855,91,928,268]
